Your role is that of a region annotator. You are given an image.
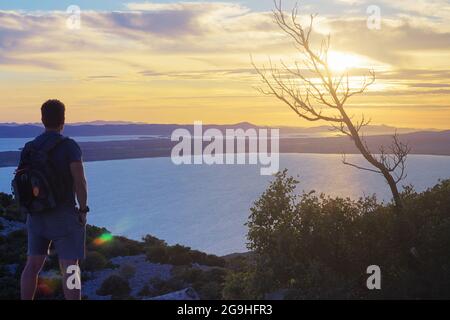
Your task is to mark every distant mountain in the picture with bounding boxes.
[69,120,147,126]
[0,122,437,138]
[279,130,450,156]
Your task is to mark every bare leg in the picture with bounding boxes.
[59,259,81,300]
[21,255,47,300]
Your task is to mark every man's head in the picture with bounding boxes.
[41,99,65,131]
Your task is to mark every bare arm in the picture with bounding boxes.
[70,161,88,211]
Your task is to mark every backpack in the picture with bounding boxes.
[12,136,69,214]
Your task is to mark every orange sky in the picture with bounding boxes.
[0,1,449,129]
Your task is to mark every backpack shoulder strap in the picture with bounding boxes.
[40,136,69,154]
[18,141,35,168]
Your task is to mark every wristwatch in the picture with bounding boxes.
[79,206,90,214]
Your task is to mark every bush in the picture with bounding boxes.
[222,271,256,300]
[143,234,167,247]
[96,275,131,299]
[245,170,450,299]
[189,250,226,267]
[137,284,152,297]
[149,277,185,297]
[119,264,136,279]
[198,281,222,300]
[82,251,109,271]
[171,266,228,300]
[0,193,24,222]
[0,229,27,265]
[167,245,192,265]
[146,245,169,264]
[144,237,225,267]
[0,276,20,300]
[0,193,13,208]
[89,236,144,259]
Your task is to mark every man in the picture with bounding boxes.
[19,99,89,300]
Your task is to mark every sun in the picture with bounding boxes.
[327,51,367,72]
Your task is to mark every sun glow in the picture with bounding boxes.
[327,51,367,72]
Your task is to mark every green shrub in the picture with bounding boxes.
[245,170,450,299]
[145,240,225,267]
[119,264,136,279]
[143,234,167,247]
[82,251,109,271]
[137,284,152,297]
[167,245,192,265]
[0,193,13,208]
[96,275,131,299]
[222,271,256,300]
[149,277,185,297]
[0,229,27,264]
[146,245,169,264]
[88,235,144,259]
[171,266,227,300]
[0,276,20,300]
[199,281,223,300]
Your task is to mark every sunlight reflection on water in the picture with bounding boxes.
[0,154,449,255]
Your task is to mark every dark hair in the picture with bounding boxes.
[41,99,65,128]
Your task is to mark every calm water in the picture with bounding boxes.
[0,154,449,255]
[0,135,164,152]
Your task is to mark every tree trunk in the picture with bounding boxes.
[381,167,402,212]
[342,115,404,212]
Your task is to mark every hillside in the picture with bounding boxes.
[2,175,450,300]
[0,193,233,300]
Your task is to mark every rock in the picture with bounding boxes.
[146,287,200,300]
[82,254,172,300]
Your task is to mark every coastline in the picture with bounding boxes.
[1,132,450,168]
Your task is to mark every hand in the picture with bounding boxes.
[78,210,87,226]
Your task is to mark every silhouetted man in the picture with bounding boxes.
[18,99,89,300]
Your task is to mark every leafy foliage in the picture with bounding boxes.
[97,275,131,299]
[243,170,450,299]
[0,192,226,300]
[144,236,225,267]
[82,251,109,271]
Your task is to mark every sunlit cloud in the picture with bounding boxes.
[0,1,448,128]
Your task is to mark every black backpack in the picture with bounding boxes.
[12,136,69,214]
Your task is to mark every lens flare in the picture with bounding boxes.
[37,277,59,296]
[93,233,113,246]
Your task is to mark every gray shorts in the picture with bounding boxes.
[26,206,86,260]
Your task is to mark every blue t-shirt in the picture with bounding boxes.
[20,131,82,208]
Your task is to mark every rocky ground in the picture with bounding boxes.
[0,211,225,300]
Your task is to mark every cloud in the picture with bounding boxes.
[0,2,449,90]
[0,52,61,69]
[408,83,450,88]
[84,10,204,37]
[322,17,450,65]
[333,0,366,5]
[139,68,257,80]
[125,1,249,15]
[0,2,280,65]
[380,0,450,20]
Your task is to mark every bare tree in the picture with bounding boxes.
[253,1,410,211]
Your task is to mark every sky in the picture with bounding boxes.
[0,0,449,128]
